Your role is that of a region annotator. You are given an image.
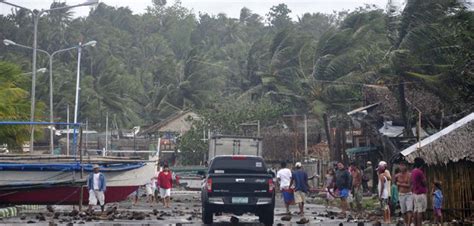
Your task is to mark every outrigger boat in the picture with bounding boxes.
[0,121,158,205]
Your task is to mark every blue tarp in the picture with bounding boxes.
[0,162,144,172]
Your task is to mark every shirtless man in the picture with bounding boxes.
[396,161,413,226]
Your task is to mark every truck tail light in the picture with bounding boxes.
[207,178,212,192]
[232,155,246,160]
[268,179,274,193]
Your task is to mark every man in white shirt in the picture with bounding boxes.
[277,161,293,214]
[87,164,106,213]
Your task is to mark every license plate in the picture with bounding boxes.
[232,197,248,204]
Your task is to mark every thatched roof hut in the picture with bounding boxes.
[401,113,474,165]
[400,112,474,221]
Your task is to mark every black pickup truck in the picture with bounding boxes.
[201,155,275,225]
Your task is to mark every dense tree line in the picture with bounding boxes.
[0,0,472,149]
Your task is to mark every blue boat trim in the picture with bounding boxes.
[0,162,145,172]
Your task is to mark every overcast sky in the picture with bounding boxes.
[1,0,391,19]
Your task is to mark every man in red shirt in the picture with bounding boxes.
[411,157,427,226]
[157,165,173,208]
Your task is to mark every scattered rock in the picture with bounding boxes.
[46,205,55,213]
[230,216,239,224]
[37,214,46,221]
[69,209,79,217]
[296,218,309,224]
[79,211,87,218]
[20,215,26,220]
[186,216,192,221]
[27,220,36,224]
[347,215,354,222]
[78,221,85,224]
[156,217,165,220]
[133,212,145,220]
[105,206,117,216]
[152,209,159,215]
[281,215,292,221]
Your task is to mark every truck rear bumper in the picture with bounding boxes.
[208,197,273,205]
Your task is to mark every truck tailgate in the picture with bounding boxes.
[209,174,272,196]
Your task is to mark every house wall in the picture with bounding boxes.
[424,160,473,221]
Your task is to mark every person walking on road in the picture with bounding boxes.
[157,165,173,208]
[396,161,413,226]
[277,161,293,214]
[87,164,106,213]
[350,162,363,213]
[335,162,351,218]
[412,157,428,226]
[290,162,310,216]
[377,161,391,224]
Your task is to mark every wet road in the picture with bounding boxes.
[0,190,366,225]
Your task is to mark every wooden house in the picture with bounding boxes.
[400,113,474,221]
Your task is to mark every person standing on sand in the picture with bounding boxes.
[396,161,413,226]
[87,164,106,213]
[157,165,173,208]
[335,162,351,218]
[377,161,390,224]
[362,161,373,193]
[350,162,363,213]
[432,181,443,225]
[412,157,428,226]
[324,169,336,208]
[277,161,293,214]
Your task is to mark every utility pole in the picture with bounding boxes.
[105,112,109,157]
[66,105,70,155]
[304,114,308,157]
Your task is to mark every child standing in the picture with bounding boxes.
[432,181,443,225]
[324,169,335,208]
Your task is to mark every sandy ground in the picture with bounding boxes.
[0,189,368,225]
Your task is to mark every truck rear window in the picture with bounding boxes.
[209,157,267,174]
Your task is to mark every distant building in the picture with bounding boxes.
[139,111,199,136]
[139,111,199,166]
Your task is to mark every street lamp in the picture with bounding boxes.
[73,40,97,125]
[19,68,48,76]
[0,0,99,153]
[4,39,97,154]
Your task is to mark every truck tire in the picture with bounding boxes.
[258,206,274,226]
[202,204,213,224]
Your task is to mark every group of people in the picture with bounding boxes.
[276,157,443,225]
[135,164,175,208]
[86,164,176,213]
